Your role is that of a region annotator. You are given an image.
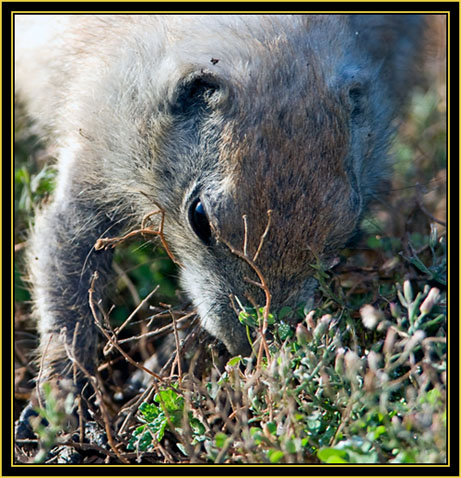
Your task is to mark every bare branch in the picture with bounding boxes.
[94,208,182,267]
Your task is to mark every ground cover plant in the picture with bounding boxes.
[14,34,447,465]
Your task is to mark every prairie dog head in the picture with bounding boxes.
[16,14,422,356]
[142,15,395,355]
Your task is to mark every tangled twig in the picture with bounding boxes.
[214,210,273,365]
[62,323,129,464]
[88,272,164,382]
[94,208,182,267]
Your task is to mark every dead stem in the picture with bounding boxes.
[63,323,129,464]
[117,312,196,346]
[242,214,249,257]
[117,384,155,436]
[103,285,160,355]
[253,209,272,263]
[89,272,163,383]
[77,395,84,444]
[112,261,141,305]
[415,183,446,227]
[214,210,273,366]
[94,208,182,267]
[220,238,271,362]
[89,271,189,460]
[329,399,354,448]
[170,310,183,382]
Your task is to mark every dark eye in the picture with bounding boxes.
[189,199,212,245]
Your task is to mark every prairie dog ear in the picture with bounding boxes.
[349,15,425,101]
[170,70,227,116]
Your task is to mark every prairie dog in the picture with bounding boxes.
[15,14,424,387]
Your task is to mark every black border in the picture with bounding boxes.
[2,1,458,12]
[4,1,459,476]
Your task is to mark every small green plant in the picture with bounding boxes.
[401,225,447,286]
[31,382,75,463]
[315,277,446,464]
[128,388,183,451]
[128,386,207,456]
[15,165,56,218]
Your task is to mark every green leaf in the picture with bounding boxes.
[138,402,161,423]
[268,449,285,463]
[285,438,297,454]
[139,429,155,450]
[239,310,257,327]
[277,322,293,341]
[421,388,442,406]
[189,417,206,436]
[154,388,184,414]
[366,236,382,249]
[227,356,242,367]
[177,443,188,456]
[266,421,277,435]
[215,432,228,449]
[317,447,349,463]
[15,166,30,185]
[277,306,292,321]
[307,418,322,433]
[390,450,417,463]
[151,419,167,441]
[347,449,379,463]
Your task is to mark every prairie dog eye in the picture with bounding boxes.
[189,199,212,245]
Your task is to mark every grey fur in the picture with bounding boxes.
[15,14,424,384]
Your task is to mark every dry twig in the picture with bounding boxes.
[95,208,182,266]
[214,210,273,366]
[89,272,164,383]
[62,324,129,464]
